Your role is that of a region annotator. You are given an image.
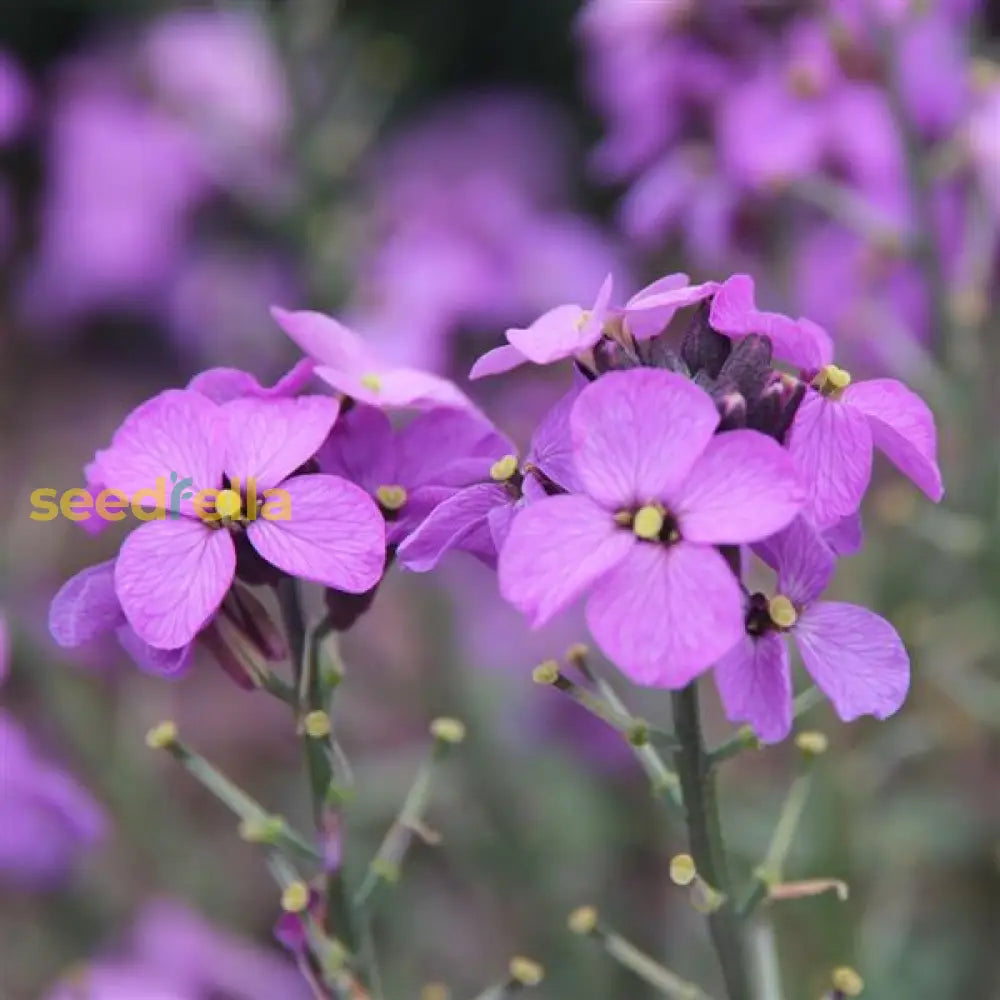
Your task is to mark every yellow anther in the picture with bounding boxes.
[375,484,408,511]
[669,853,698,887]
[575,309,592,331]
[280,881,311,913]
[509,957,544,987]
[360,372,382,392]
[215,488,242,519]
[303,710,331,739]
[632,504,664,540]
[795,730,829,756]
[532,660,560,685]
[567,906,599,935]
[832,966,864,996]
[489,454,519,482]
[815,363,852,397]
[768,595,798,629]
[145,720,178,749]
[430,717,466,744]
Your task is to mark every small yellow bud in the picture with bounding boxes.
[238,814,286,843]
[627,720,649,747]
[370,858,401,883]
[768,595,798,629]
[669,853,698,887]
[795,730,829,756]
[145,720,178,750]
[633,504,665,541]
[509,956,544,986]
[215,488,242,519]
[280,881,311,913]
[567,905,599,935]
[375,484,408,511]
[489,454,519,482]
[420,984,451,1000]
[430,717,466,744]
[532,660,561,685]
[832,966,864,996]
[360,372,382,392]
[303,710,331,739]
[565,642,589,664]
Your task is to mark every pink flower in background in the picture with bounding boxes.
[0,712,106,887]
[45,899,310,1000]
[92,389,383,649]
[0,50,31,143]
[499,369,804,686]
[715,518,909,742]
[272,306,476,411]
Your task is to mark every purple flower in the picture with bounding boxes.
[0,50,31,144]
[398,386,580,571]
[469,275,614,379]
[49,559,192,676]
[90,389,383,649]
[317,403,511,545]
[715,518,909,743]
[623,273,719,341]
[271,306,476,411]
[787,366,944,527]
[709,274,834,371]
[0,712,106,887]
[499,369,804,686]
[46,898,310,999]
[187,358,315,404]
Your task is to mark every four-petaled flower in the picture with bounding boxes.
[499,369,804,686]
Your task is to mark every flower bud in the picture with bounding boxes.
[430,717,466,744]
[795,731,829,756]
[509,957,544,987]
[145,720,178,750]
[669,854,697,886]
[238,814,286,844]
[304,710,332,739]
[280,881,311,913]
[832,966,864,996]
[567,905,599,935]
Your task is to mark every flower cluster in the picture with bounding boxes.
[50,270,942,745]
[577,0,994,365]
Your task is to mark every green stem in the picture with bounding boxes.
[710,687,824,766]
[671,685,750,1000]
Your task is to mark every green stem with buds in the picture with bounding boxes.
[671,684,750,1000]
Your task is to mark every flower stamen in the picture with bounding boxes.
[490,455,519,482]
[814,364,852,399]
[633,504,665,540]
[375,484,408,511]
[215,488,243,520]
[768,594,798,629]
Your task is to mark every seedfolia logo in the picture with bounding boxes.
[30,473,292,523]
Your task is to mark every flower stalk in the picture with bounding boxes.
[671,684,750,1000]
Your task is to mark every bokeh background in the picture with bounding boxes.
[1,1,999,997]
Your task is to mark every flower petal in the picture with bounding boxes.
[115,518,235,649]
[672,429,804,544]
[498,494,633,627]
[95,389,226,506]
[315,365,474,411]
[527,385,583,493]
[787,390,873,528]
[188,358,315,403]
[823,511,863,557]
[469,344,527,380]
[316,404,395,495]
[115,626,192,677]
[247,474,385,592]
[714,632,792,744]
[753,516,835,607]
[506,304,600,364]
[397,483,510,572]
[571,369,719,509]
[270,306,371,371]
[844,378,943,501]
[223,395,340,491]
[49,560,125,647]
[624,275,718,341]
[585,541,744,687]
[794,602,910,722]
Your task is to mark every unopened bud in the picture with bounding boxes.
[304,710,331,739]
[832,966,864,996]
[532,660,561,685]
[669,854,697,887]
[420,985,451,1000]
[508,957,544,986]
[567,905,599,935]
[627,720,649,747]
[145,720,178,750]
[370,858,401,883]
[565,643,589,665]
[430,717,466,744]
[795,730,829,756]
[280,881,311,913]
